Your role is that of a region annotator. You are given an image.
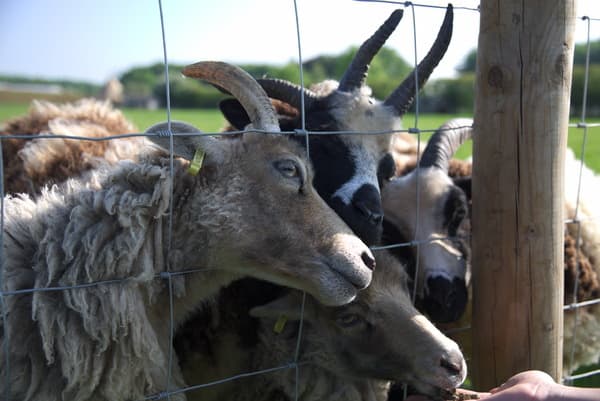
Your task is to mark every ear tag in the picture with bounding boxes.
[187,147,205,176]
[273,315,288,334]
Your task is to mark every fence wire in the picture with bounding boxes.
[0,1,599,400]
[562,13,600,386]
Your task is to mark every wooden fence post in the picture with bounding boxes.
[471,0,577,390]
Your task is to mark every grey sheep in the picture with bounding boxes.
[0,61,374,401]
[175,250,467,401]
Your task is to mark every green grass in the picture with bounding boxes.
[0,102,227,134]
[0,102,30,123]
[121,107,226,133]
[2,103,599,173]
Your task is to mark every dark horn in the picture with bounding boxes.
[338,9,403,92]
[183,61,280,132]
[419,118,473,171]
[257,78,319,111]
[383,4,453,115]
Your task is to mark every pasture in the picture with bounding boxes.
[2,101,599,173]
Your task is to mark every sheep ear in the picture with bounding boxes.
[249,292,315,321]
[219,98,251,130]
[145,121,222,162]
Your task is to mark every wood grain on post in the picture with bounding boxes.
[471,0,576,389]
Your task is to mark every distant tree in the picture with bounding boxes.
[573,40,600,65]
[419,74,475,113]
[456,49,477,74]
[570,64,600,117]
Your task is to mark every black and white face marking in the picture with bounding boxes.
[221,96,389,246]
[443,186,468,237]
[292,133,385,246]
[382,169,470,323]
[377,152,396,187]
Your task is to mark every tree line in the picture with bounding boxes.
[120,40,600,116]
[2,40,599,116]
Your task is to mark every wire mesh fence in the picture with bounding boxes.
[0,1,599,400]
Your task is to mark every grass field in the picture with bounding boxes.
[2,101,598,172]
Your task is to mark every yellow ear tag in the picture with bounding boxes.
[187,147,205,176]
[273,315,288,334]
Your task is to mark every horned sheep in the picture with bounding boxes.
[0,61,375,401]
[386,119,600,373]
[174,250,467,401]
[381,118,473,324]
[222,4,454,245]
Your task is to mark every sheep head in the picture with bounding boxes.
[250,250,467,397]
[382,118,473,323]
[220,5,454,247]
[147,61,375,306]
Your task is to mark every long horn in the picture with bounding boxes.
[338,9,404,92]
[383,4,453,115]
[419,118,473,171]
[183,61,280,132]
[257,78,320,110]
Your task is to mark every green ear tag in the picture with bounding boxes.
[273,315,288,334]
[187,147,205,176]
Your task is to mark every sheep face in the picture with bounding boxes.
[221,95,391,246]
[250,251,467,398]
[147,124,375,307]
[382,167,470,323]
[220,134,377,306]
[220,4,454,248]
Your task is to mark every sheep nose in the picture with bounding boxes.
[351,184,384,227]
[424,277,469,323]
[354,200,384,226]
[361,251,376,271]
[440,356,462,377]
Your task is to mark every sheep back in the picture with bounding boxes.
[1,156,184,401]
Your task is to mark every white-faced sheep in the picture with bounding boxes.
[386,118,600,373]
[174,250,467,401]
[0,97,144,195]
[381,118,473,324]
[0,61,376,401]
[221,5,454,246]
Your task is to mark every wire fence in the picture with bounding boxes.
[561,13,600,385]
[0,1,599,400]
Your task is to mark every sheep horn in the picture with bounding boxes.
[257,78,320,111]
[419,118,473,172]
[183,61,280,132]
[383,4,453,116]
[338,9,404,92]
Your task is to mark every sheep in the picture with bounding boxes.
[386,118,600,373]
[561,146,600,373]
[174,249,467,401]
[0,97,145,196]
[0,61,376,401]
[221,4,454,245]
[381,118,473,324]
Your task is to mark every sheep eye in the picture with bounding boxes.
[274,159,299,178]
[274,159,305,191]
[337,313,363,328]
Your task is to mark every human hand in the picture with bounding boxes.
[483,370,556,401]
[404,388,487,401]
[404,370,555,401]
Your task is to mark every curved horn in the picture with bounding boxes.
[183,61,280,132]
[419,118,473,171]
[338,9,404,92]
[383,4,453,115]
[257,78,320,110]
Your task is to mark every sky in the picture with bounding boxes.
[1,0,599,85]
